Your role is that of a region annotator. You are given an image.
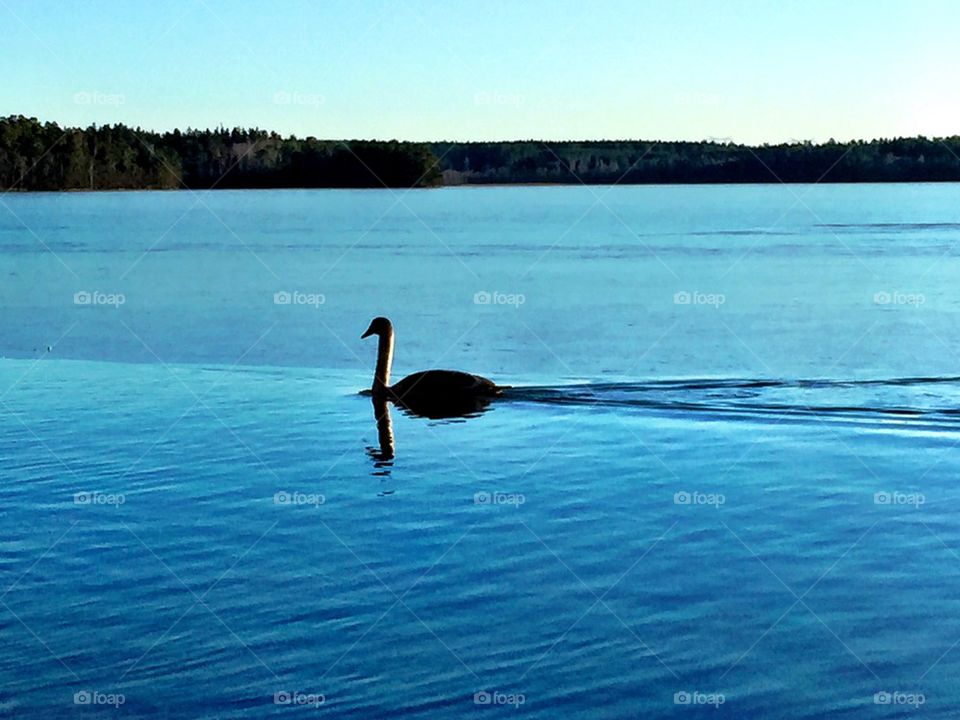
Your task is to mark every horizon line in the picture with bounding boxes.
[4,115,958,148]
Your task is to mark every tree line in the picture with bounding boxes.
[2,115,959,190]
[435,138,960,184]
[0,116,442,190]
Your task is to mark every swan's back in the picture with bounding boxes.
[388,370,501,419]
[391,369,501,399]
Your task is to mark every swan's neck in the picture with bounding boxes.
[373,330,394,392]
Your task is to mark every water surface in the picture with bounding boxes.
[2,184,960,717]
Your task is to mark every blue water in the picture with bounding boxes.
[3,184,960,717]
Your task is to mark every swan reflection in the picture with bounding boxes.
[364,389,495,474]
[366,396,395,469]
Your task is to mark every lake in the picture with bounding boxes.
[2,184,960,717]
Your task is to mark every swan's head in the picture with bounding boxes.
[361,316,393,339]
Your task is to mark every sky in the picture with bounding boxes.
[1,0,958,144]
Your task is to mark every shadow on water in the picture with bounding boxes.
[361,374,960,472]
[366,397,395,485]
[361,390,495,475]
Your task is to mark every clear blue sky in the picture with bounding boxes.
[2,0,957,143]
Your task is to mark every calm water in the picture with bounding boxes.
[2,184,960,717]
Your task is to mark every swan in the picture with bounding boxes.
[361,317,503,417]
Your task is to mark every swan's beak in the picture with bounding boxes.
[361,326,374,339]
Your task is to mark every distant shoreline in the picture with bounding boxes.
[4,115,960,191]
[5,179,960,194]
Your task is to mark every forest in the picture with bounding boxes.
[0,116,442,190]
[435,138,960,184]
[2,115,959,190]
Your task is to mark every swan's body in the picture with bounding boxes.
[390,369,499,398]
[361,317,503,418]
